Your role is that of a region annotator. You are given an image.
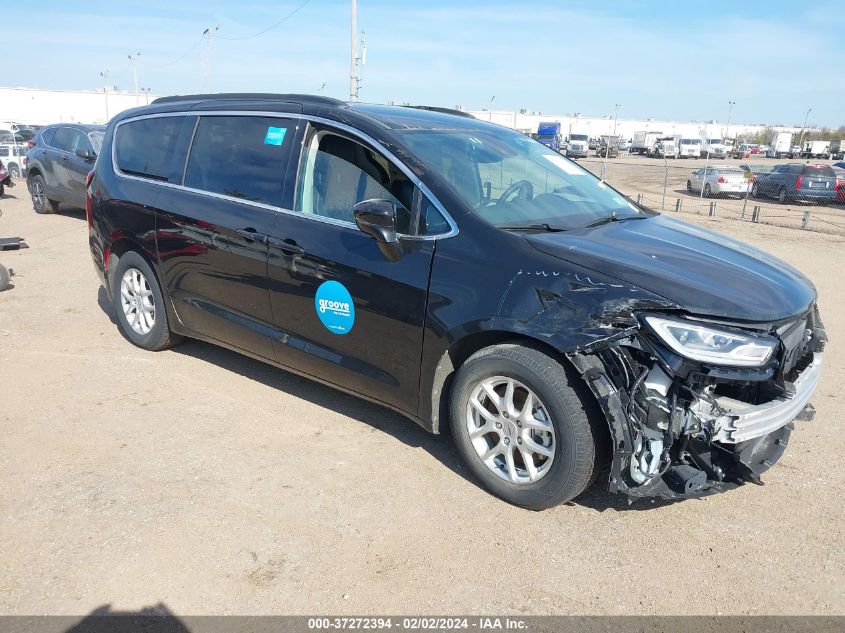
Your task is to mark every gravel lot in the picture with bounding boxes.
[578,155,845,236]
[0,179,843,616]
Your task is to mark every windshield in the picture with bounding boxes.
[680,139,700,145]
[570,134,588,141]
[398,127,645,230]
[89,131,104,154]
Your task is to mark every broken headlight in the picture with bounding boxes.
[644,316,777,367]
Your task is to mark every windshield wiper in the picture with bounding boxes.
[499,223,566,232]
[584,213,647,228]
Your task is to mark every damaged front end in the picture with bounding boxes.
[569,306,827,500]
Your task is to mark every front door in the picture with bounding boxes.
[266,125,435,413]
[156,114,299,359]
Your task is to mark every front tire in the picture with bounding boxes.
[111,251,182,351]
[704,184,712,198]
[449,343,605,509]
[778,188,788,204]
[686,180,692,192]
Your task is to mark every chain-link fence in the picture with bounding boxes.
[576,155,845,236]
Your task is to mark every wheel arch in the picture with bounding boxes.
[428,329,583,435]
[105,237,183,336]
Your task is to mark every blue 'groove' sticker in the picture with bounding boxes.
[264,127,287,146]
[315,280,355,335]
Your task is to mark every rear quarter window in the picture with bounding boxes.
[115,116,184,181]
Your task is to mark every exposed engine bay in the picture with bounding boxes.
[568,306,827,499]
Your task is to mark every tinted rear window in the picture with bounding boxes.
[802,166,835,177]
[115,116,184,181]
[184,116,294,206]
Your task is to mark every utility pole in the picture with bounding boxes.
[128,52,141,105]
[798,107,813,149]
[725,100,735,140]
[99,70,110,122]
[202,26,219,92]
[350,0,358,101]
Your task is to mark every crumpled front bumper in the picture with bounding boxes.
[700,354,823,444]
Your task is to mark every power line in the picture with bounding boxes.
[143,36,204,69]
[217,0,313,41]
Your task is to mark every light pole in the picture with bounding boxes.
[488,95,495,122]
[725,100,735,140]
[202,26,219,92]
[140,87,151,105]
[798,107,813,149]
[613,103,621,136]
[128,52,141,105]
[99,70,110,121]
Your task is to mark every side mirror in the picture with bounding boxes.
[353,199,403,262]
[75,147,96,161]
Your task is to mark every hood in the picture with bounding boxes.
[526,214,816,322]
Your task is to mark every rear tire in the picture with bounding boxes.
[111,251,183,351]
[704,184,712,198]
[449,343,606,510]
[751,182,760,198]
[9,164,20,178]
[686,180,692,191]
[29,175,59,214]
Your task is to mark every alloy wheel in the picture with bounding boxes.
[465,376,556,484]
[120,268,156,335]
[31,180,45,210]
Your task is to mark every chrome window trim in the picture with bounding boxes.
[111,109,459,240]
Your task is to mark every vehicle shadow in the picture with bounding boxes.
[96,288,675,513]
[172,337,473,484]
[62,603,190,633]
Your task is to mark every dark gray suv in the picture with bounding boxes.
[751,163,837,204]
[25,123,105,213]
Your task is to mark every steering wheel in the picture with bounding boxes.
[497,179,534,204]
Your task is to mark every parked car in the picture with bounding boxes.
[833,167,845,204]
[0,129,27,144]
[751,163,837,204]
[686,165,751,197]
[0,122,35,142]
[0,159,12,196]
[25,123,105,213]
[0,143,28,178]
[87,93,825,509]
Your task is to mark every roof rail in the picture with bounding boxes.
[151,93,345,106]
[403,105,476,119]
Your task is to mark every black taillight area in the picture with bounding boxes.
[85,171,95,228]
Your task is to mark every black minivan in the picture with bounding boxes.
[88,94,826,508]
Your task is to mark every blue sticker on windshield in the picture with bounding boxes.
[315,280,355,335]
[264,127,287,146]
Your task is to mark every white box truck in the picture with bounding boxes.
[631,131,663,155]
[801,140,830,159]
[766,132,794,158]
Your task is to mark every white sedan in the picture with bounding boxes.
[686,166,752,197]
